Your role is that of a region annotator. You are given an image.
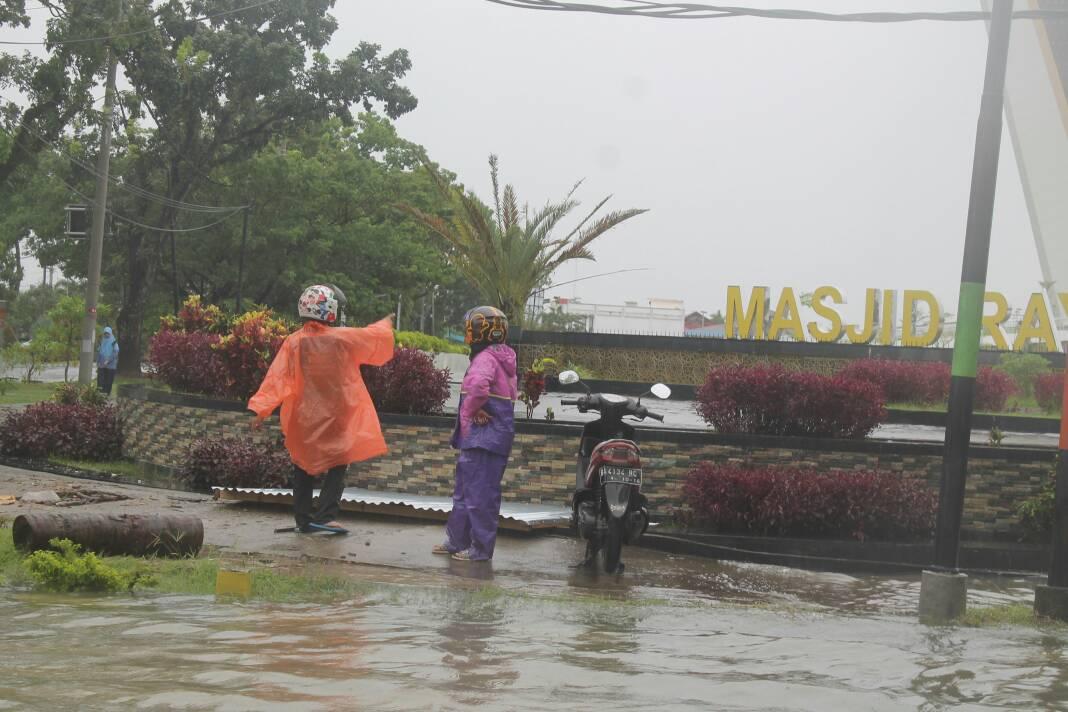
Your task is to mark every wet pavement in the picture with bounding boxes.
[3,467,1068,709]
[467,385,1060,449]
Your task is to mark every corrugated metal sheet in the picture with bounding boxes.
[213,486,571,531]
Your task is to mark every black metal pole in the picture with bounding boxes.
[236,206,249,313]
[933,0,1014,570]
[1049,350,1068,588]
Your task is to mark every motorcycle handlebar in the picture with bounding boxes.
[645,411,665,422]
[560,398,580,406]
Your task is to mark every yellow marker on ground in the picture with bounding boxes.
[215,568,252,598]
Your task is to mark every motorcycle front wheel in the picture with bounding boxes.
[602,517,624,574]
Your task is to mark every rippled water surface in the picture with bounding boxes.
[2,565,1068,711]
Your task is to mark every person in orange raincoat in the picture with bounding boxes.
[248,283,394,534]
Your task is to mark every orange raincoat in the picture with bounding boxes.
[248,318,395,475]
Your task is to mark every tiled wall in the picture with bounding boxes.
[118,386,1056,538]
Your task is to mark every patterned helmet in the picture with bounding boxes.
[298,284,347,326]
[464,306,508,346]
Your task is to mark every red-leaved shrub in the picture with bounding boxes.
[361,347,450,415]
[0,402,124,461]
[682,463,937,541]
[147,330,228,396]
[1035,372,1064,413]
[695,364,886,438]
[837,359,950,405]
[212,309,291,400]
[974,366,1017,412]
[838,359,1016,412]
[179,437,292,492]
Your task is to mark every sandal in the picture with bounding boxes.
[432,544,453,555]
[307,522,349,535]
[451,549,488,562]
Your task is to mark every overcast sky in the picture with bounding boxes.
[332,0,1050,325]
[3,1,1061,327]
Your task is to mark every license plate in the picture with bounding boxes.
[600,466,642,486]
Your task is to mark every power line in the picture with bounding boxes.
[9,121,247,214]
[483,0,1068,22]
[58,175,244,234]
[0,0,281,46]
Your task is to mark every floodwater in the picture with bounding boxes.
[2,557,1067,711]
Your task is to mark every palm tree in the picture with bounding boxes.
[397,155,647,327]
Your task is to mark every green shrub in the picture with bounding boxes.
[24,538,155,592]
[996,353,1052,399]
[52,382,110,407]
[564,362,597,380]
[1017,460,1057,542]
[394,330,469,355]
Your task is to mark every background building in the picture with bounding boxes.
[548,296,685,334]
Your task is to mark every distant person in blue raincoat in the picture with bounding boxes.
[96,326,119,395]
[433,306,517,561]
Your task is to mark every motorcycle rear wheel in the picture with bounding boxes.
[602,517,624,574]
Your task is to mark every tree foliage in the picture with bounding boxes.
[397,154,648,325]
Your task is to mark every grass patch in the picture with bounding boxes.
[0,381,57,405]
[960,603,1068,629]
[48,457,145,478]
[0,521,28,586]
[0,526,371,603]
[888,401,1061,420]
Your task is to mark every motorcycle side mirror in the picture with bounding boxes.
[558,370,581,385]
[650,383,671,400]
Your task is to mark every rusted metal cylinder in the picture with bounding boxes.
[12,512,204,557]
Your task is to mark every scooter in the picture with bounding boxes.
[558,370,671,574]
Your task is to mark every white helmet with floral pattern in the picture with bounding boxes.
[298,284,347,326]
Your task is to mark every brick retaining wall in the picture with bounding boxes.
[117,385,1056,539]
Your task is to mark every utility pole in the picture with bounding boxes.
[77,33,120,386]
[1034,342,1068,620]
[920,0,1014,621]
[235,206,250,312]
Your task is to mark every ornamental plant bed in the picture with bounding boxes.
[179,437,292,493]
[1035,372,1065,414]
[360,347,450,415]
[837,359,1016,412]
[147,295,450,415]
[681,463,937,542]
[695,363,886,438]
[0,402,124,462]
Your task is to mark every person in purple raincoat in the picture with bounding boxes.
[433,306,518,561]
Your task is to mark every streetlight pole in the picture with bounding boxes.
[236,206,249,312]
[77,44,119,386]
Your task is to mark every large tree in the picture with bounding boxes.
[8,0,416,373]
[398,155,648,326]
[0,0,104,186]
[161,115,464,326]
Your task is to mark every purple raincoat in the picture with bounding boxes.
[444,345,518,560]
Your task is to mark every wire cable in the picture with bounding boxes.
[0,0,281,46]
[57,175,245,234]
[483,0,1068,22]
[8,121,248,213]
